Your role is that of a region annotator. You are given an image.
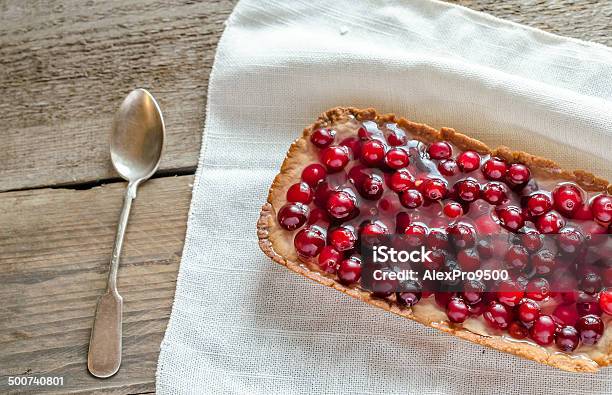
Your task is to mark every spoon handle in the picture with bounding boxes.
[107,181,137,293]
[88,182,137,378]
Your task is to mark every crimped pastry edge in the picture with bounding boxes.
[257,106,612,373]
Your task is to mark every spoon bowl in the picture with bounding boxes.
[110,89,165,183]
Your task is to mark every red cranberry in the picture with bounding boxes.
[310,128,336,148]
[446,297,469,323]
[454,178,481,202]
[395,212,412,233]
[457,150,481,172]
[457,249,480,272]
[482,182,507,205]
[286,182,313,204]
[438,159,459,176]
[403,223,429,247]
[389,169,415,192]
[591,194,612,224]
[508,321,529,339]
[505,244,529,271]
[526,193,552,217]
[301,164,327,186]
[496,280,524,307]
[535,211,565,234]
[357,126,372,140]
[359,223,385,249]
[558,227,584,253]
[339,136,362,158]
[428,141,452,160]
[361,140,386,166]
[397,284,422,307]
[525,278,550,301]
[521,229,542,252]
[580,272,602,295]
[576,315,604,345]
[577,299,603,318]
[326,191,356,219]
[506,163,531,185]
[356,126,371,141]
[386,128,407,146]
[531,249,556,275]
[447,222,476,248]
[482,157,507,181]
[294,226,326,258]
[443,202,463,218]
[518,299,541,323]
[484,301,513,330]
[553,304,579,327]
[360,221,388,237]
[337,256,362,285]
[599,288,612,315]
[328,226,357,252]
[313,181,334,208]
[552,183,584,216]
[320,146,350,172]
[556,326,580,352]
[462,280,486,304]
[347,164,368,185]
[495,205,525,232]
[426,229,450,250]
[370,269,399,298]
[318,246,341,273]
[358,174,384,200]
[529,315,556,346]
[277,203,309,230]
[384,148,409,169]
[400,189,424,209]
[421,178,448,201]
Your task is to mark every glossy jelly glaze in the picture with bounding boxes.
[275,115,612,361]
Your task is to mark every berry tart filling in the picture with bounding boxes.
[259,107,612,372]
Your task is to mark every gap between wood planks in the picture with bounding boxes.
[2,168,197,193]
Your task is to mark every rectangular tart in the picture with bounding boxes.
[257,107,612,373]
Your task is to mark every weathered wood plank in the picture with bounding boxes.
[0,175,193,394]
[0,0,236,192]
[1,1,610,394]
[1,0,611,193]
[453,0,612,45]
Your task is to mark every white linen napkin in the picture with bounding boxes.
[156,0,612,393]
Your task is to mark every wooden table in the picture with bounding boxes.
[1,1,610,393]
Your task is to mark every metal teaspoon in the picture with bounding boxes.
[87,89,165,378]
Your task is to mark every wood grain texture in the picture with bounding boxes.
[0,175,193,394]
[1,0,611,192]
[452,0,612,45]
[1,0,610,394]
[0,0,236,192]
